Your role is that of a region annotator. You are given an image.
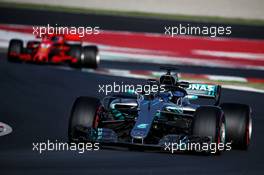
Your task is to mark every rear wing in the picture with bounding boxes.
[185,83,221,105]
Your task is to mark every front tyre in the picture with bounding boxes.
[220,103,252,150]
[68,44,82,67]
[68,97,101,142]
[26,41,40,54]
[192,106,226,154]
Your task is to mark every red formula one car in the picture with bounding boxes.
[7,34,99,69]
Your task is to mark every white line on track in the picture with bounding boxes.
[222,85,264,93]
[0,122,13,136]
[207,75,248,82]
[193,50,264,60]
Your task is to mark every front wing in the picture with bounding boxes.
[73,126,213,153]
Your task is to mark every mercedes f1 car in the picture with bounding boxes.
[7,34,99,69]
[68,67,252,154]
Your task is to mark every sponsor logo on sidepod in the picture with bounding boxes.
[187,84,215,91]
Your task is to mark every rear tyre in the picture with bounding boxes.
[68,97,101,142]
[220,103,252,150]
[7,39,23,62]
[192,106,225,154]
[81,45,99,69]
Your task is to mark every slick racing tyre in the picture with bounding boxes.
[192,106,226,154]
[81,45,99,69]
[68,97,101,142]
[26,41,40,54]
[7,39,23,62]
[220,103,252,150]
[68,44,82,67]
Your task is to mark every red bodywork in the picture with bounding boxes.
[11,34,80,64]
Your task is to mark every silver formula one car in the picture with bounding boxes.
[68,67,252,154]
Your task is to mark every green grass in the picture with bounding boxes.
[0,2,264,26]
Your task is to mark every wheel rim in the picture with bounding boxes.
[80,53,85,64]
[93,106,101,128]
[246,116,252,145]
[217,118,226,145]
[96,54,100,65]
[220,122,226,144]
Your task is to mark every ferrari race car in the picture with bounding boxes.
[68,67,252,154]
[7,34,99,69]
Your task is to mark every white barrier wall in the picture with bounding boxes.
[1,0,264,20]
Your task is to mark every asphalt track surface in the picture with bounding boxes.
[0,52,264,175]
[0,8,264,175]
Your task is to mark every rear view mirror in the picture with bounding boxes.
[178,81,189,88]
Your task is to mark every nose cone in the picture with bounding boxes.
[130,99,162,141]
[34,55,46,62]
[131,125,149,139]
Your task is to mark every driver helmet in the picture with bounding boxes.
[51,35,64,44]
[159,73,179,86]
